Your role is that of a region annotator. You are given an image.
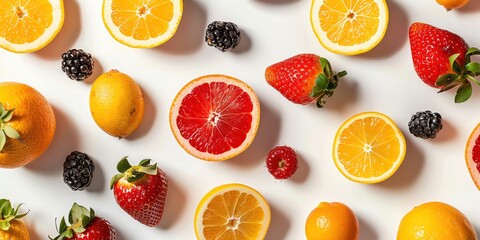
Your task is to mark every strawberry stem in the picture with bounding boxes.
[311,58,347,108]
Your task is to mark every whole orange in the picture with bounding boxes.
[0,82,56,168]
[305,202,359,240]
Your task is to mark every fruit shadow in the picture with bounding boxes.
[353,0,408,59]
[321,77,359,112]
[27,220,42,240]
[84,57,104,84]
[155,0,206,55]
[375,136,425,189]
[126,86,157,140]
[227,100,281,168]
[357,215,379,240]
[86,155,106,193]
[114,225,127,240]
[264,202,291,240]
[290,152,310,184]
[432,119,457,143]
[457,0,480,13]
[158,176,187,229]
[231,29,252,54]
[25,106,80,174]
[35,0,81,60]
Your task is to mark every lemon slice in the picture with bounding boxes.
[0,0,64,53]
[310,0,389,55]
[102,0,183,48]
[332,112,406,183]
[194,183,271,240]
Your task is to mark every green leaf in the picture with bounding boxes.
[1,109,14,121]
[127,172,145,183]
[3,125,20,140]
[117,156,132,173]
[0,221,10,231]
[449,53,462,73]
[465,62,480,73]
[138,159,151,166]
[0,131,6,152]
[110,173,125,189]
[69,203,89,224]
[81,215,90,229]
[310,86,324,98]
[139,164,158,175]
[0,103,5,116]
[435,73,458,86]
[455,82,473,103]
[320,57,331,77]
[336,70,347,78]
[315,74,328,91]
[65,229,74,239]
[467,47,480,56]
[89,208,95,220]
[59,217,67,233]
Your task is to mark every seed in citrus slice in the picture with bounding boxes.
[102,0,183,48]
[194,183,271,240]
[169,74,260,161]
[332,112,406,183]
[0,0,64,53]
[310,0,389,55]
[465,123,480,190]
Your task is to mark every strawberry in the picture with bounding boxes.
[266,146,298,179]
[409,22,480,103]
[265,54,347,108]
[49,203,117,240]
[110,157,168,227]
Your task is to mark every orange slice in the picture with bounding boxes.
[0,0,64,53]
[194,183,271,240]
[310,0,389,55]
[332,112,406,183]
[102,0,183,48]
[169,75,260,161]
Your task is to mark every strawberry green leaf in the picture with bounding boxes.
[436,73,459,86]
[315,74,328,91]
[455,82,472,103]
[80,216,90,229]
[89,208,95,220]
[139,164,158,175]
[139,159,151,166]
[320,57,332,77]
[3,125,20,140]
[110,173,124,189]
[337,70,347,78]
[449,53,462,73]
[310,86,324,98]
[467,75,480,86]
[438,81,460,93]
[467,47,480,57]
[127,172,145,183]
[465,62,480,73]
[59,217,67,233]
[0,131,6,152]
[69,203,89,225]
[65,229,74,239]
[117,156,132,173]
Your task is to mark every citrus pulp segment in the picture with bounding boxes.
[465,123,480,190]
[102,0,183,48]
[194,183,271,240]
[310,0,389,55]
[169,75,260,161]
[0,0,64,53]
[332,112,406,183]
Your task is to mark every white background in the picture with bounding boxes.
[1,0,480,239]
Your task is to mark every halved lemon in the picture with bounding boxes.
[332,112,406,183]
[0,0,64,53]
[194,183,271,240]
[102,0,183,48]
[310,0,389,55]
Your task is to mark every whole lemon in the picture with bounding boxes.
[90,70,144,138]
[435,0,470,10]
[305,202,359,240]
[397,202,477,240]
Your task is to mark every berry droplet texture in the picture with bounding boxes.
[61,49,94,81]
[63,151,95,191]
[266,146,298,179]
[408,111,443,139]
[205,21,241,52]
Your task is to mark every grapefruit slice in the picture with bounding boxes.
[169,75,260,161]
[194,183,271,240]
[332,112,406,183]
[465,123,480,190]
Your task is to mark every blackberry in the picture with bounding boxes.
[61,49,94,81]
[408,110,443,139]
[63,151,95,191]
[205,21,241,52]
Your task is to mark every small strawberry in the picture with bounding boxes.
[49,203,117,240]
[110,157,168,227]
[266,146,298,179]
[0,199,30,240]
[409,22,480,103]
[265,54,347,108]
